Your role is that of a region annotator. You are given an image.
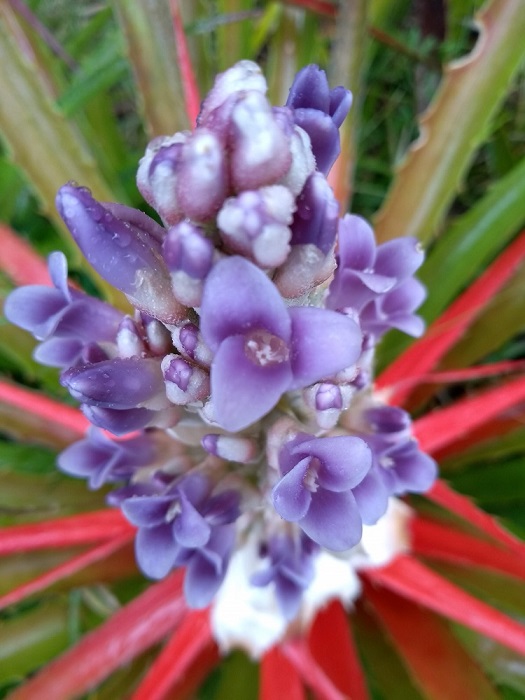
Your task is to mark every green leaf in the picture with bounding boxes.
[420,155,525,323]
[0,601,70,682]
[57,32,128,117]
[442,263,525,368]
[0,442,57,476]
[112,0,190,137]
[0,6,118,246]
[373,0,525,243]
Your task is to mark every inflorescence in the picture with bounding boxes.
[5,61,437,656]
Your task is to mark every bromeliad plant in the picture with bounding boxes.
[2,1,525,698]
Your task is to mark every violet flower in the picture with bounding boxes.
[121,473,240,606]
[200,256,362,431]
[58,427,156,489]
[4,251,122,367]
[272,433,372,550]
[251,534,318,619]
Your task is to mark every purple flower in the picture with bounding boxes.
[251,534,317,619]
[162,221,215,306]
[327,214,425,338]
[4,252,122,367]
[352,406,437,524]
[217,186,295,268]
[200,257,362,431]
[286,64,352,174]
[56,184,186,324]
[272,433,372,550]
[58,428,156,489]
[121,473,240,606]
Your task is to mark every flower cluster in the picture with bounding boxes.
[5,61,436,656]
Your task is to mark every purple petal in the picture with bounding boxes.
[286,65,330,113]
[4,286,66,340]
[210,334,293,431]
[200,257,290,351]
[290,173,339,254]
[337,215,376,270]
[135,525,179,579]
[274,576,303,619]
[173,493,211,548]
[82,405,156,435]
[34,337,83,367]
[122,495,173,527]
[375,237,424,279]
[382,278,427,314]
[272,457,312,521]
[329,86,352,128]
[61,358,165,409]
[300,488,362,551]
[48,252,71,299]
[293,108,340,174]
[56,184,162,295]
[352,468,390,525]
[184,525,235,608]
[289,307,362,388]
[293,436,372,491]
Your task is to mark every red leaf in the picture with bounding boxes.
[282,638,347,700]
[411,517,525,582]
[364,555,525,656]
[130,609,217,700]
[9,572,186,700]
[0,533,134,610]
[0,380,88,438]
[426,480,525,554]
[365,584,499,700]
[413,374,525,455]
[377,229,525,402]
[381,359,525,395]
[169,0,200,126]
[0,224,50,286]
[308,600,369,700]
[284,0,337,17]
[261,646,305,700]
[0,510,133,555]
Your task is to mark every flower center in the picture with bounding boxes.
[302,457,320,493]
[244,329,289,367]
[166,500,182,522]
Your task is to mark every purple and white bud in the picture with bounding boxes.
[170,322,213,366]
[56,184,186,324]
[83,404,181,435]
[137,134,184,208]
[61,357,169,411]
[273,243,336,300]
[290,173,339,254]
[162,354,210,406]
[116,316,146,358]
[176,130,228,221]
[278,125,316,197]
[201,434,257,463]
[229,91,292,191]
[217,186,295,268]
[162,222,215,306]
[146,136,188,225]
[198,60,267,127]
[286,65,352,175]
[141,314,173,356]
